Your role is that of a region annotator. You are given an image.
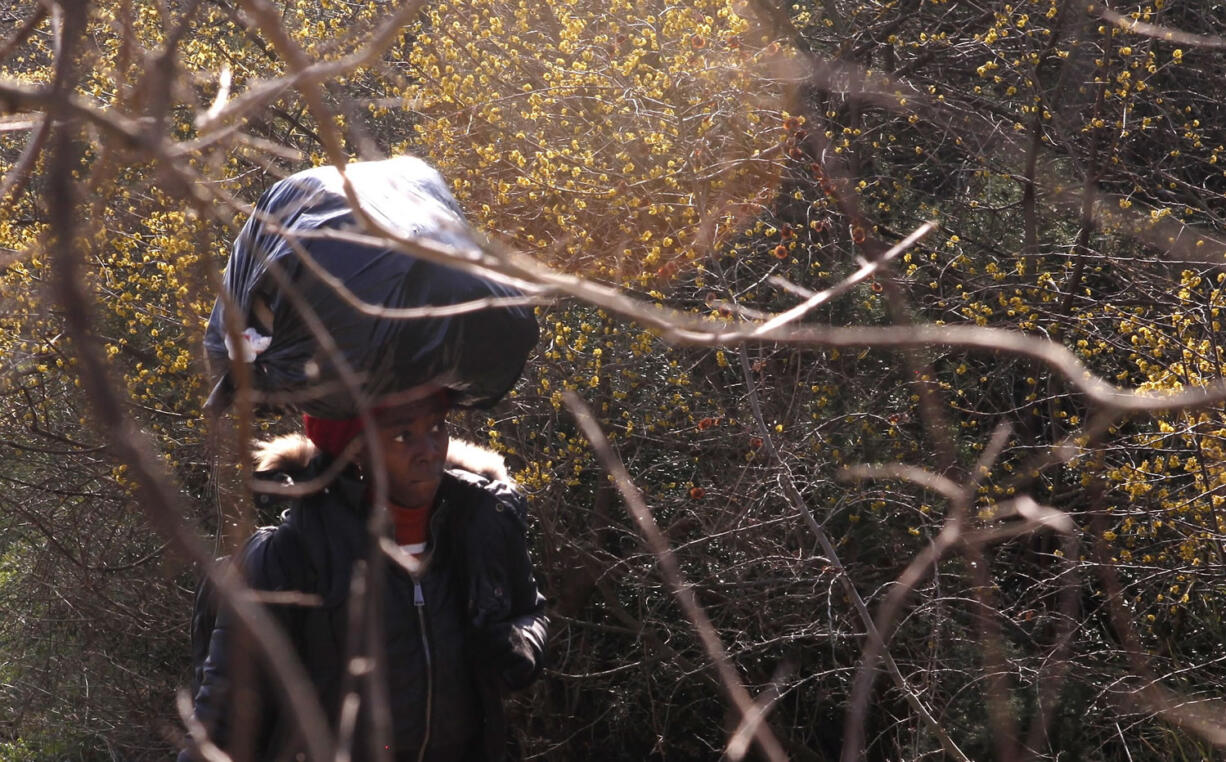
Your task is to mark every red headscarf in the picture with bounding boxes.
[301,385,451,458]
[302,386,451,547]
[301,414,365,458]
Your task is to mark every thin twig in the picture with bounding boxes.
[334,559,369,762]
[752,220,935,335]
[0,113,49,210]
[735,351,971,762]
[175,690,231,762]
[0,2,49,62]
[564,391,790,762]
[42,10,334,753]
[1099,3,1226,48]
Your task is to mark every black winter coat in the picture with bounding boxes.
[184,456,548,762]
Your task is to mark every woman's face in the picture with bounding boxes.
[365,393,450,508]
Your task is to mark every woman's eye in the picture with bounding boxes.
[392,431,410,443]
[430,422,444,435]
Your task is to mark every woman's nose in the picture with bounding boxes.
[416,436,443,462]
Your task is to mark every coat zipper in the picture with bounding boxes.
[413,578,433,762]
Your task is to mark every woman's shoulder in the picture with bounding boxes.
[451,441,527,514]
[240,430,353,592]
[253,432,318,474]
[445,438,511,484]
[238,521,313,591]
[443,439,527,523]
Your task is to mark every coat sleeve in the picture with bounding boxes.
[468,484,549,692]
[179,525,310,761]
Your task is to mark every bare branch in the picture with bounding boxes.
[176,689,232,762]
[41,8,335,756]
[838,463,963,504]
[736,345,971,762]
[1100,3,1226,48]
[753,220,935,335]
[564,391,790,762]
[0,2,49,63]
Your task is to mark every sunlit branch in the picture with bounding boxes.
[1099,3,1226,48]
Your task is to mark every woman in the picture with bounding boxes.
[185,385,548,761]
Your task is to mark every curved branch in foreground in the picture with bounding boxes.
[294,218,1226,418]
[255,221,1226,418]
[1099,3,1226,48]
[41,9,335,753]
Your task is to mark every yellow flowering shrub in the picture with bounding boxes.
[403,0,784,281]
[2,0,1226,758]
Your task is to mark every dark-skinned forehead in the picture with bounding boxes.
[373,391,450,428]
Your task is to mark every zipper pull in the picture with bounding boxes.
[413,579,425,607]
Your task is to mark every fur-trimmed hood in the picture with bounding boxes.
[253,432,511,484]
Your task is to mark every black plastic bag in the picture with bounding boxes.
[203,157,538,418]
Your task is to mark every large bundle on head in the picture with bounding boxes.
[203,157,538,419]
